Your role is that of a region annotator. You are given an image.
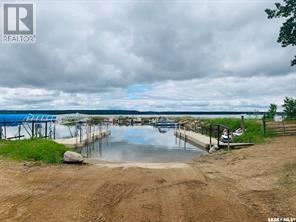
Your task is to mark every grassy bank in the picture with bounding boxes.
[205,118,271,143]
[0,139,68,163]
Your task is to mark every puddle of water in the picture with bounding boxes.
[79,125,206,163]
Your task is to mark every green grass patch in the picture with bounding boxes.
[0,139,68,164]
[204,118,272,143]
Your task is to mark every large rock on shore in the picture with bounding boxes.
[63,151,84,163]
[209,144,219,154]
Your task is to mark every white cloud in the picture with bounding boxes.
[1,73,295,111]
[0,0,295,110]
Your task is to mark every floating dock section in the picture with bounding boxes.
[175,129,253,151]
[55,130,111,148]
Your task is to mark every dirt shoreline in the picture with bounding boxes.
[0,136,295,222]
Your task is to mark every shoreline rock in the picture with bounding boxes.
[63,151,84,163]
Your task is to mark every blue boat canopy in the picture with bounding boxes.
[0,114,56,127]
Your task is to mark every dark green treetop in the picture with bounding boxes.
[282,97,296,119]
[267,103,277,119]
[265,0,296,66]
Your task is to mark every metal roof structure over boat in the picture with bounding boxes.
[0,114,56,127]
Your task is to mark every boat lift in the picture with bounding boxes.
[0,114,57,140]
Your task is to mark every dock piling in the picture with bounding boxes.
[209,125,212,148]
[184,127,186,149]
[227,128,230,151]
[18,125,21,140]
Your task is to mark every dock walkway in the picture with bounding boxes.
[55,130,110,148]
[175,129,253,151]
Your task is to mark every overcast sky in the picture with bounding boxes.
[0,0,295,111]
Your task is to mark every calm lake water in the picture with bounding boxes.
[79,125,206,163]
[3,113,262,163]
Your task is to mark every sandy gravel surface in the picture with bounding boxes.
[0,136,295,222]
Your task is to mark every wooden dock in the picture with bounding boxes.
[54,130,111,148]
[175,129,253,151]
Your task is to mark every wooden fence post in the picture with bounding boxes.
[227,128,230,151]
[217,125,220,148]
[209,125,212,148]
[263,114,266,136]
[241,115,245,132]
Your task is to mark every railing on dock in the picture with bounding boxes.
[177,122,240,150]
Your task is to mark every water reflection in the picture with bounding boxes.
[80,125,205,163]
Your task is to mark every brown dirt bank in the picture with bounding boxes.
[0,136,295,222]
